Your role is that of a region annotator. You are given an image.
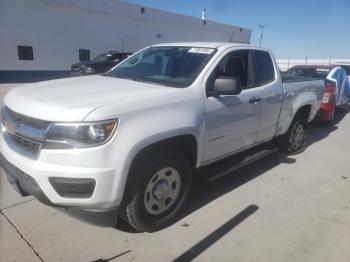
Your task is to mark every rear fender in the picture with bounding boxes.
[277,90,318,136]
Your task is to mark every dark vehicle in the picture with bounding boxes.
[71,51,131,76]
[286,65,331,79]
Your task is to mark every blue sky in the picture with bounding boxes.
[125,0,350,58]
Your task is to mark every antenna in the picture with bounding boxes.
[201,8,207,25]
[258,24,268,47]
[201,8,206,21]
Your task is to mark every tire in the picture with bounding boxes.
[278,116,308,154]
[325,111,335,126]
[342,103,349,112]
[338,103,348,112]
[123,151,192,232]
[310,110,320,126]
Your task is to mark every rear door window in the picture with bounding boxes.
[252,50,275,85]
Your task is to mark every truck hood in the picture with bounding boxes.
[4,75,179,122]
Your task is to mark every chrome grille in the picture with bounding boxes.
[4,107,50,130]
[9,133,41,155]
[1,106,51,157]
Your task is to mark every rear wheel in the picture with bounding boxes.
[278,116,308,154]
[122,152,192,232]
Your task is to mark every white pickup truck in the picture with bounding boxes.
[0,42,323,232]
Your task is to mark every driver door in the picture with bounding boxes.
[203,49,263,163]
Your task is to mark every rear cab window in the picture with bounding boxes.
[252,50,275,86]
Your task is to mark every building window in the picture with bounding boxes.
[18,46,33,60]
[140,7,145,13]
[79,49,90,62]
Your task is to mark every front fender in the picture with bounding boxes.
[111,118,203,207]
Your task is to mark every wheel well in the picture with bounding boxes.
[295,105,312,121]
[132,135,198,169]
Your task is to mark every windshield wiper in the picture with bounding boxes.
[128,77,170,87]
[105,74,172,87]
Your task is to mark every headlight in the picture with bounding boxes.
[43,120,118,149]
[84,66,94,73]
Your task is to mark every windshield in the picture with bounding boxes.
[93,53,112,62]
[105,46,216,88]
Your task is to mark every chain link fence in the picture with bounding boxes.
[276,58,350,71]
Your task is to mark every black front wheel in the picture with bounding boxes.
[123,152,192,232]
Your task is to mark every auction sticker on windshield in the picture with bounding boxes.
[188,47,214,54]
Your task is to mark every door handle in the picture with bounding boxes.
[249,97,262,104]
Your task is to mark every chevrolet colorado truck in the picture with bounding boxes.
[0,42,323,232]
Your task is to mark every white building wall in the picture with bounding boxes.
[0,0,251,71]
[277,58,350,71]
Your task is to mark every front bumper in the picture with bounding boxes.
[0,153,52,205]
[0,124,128,206]
[0,153,119,227]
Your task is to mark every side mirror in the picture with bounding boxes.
[210,76,242,96]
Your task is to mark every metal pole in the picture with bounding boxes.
[258,24,268,47]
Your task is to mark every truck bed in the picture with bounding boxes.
[276,76,324,137]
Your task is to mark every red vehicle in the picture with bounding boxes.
[286,65,336,123]
[320,79,337,122]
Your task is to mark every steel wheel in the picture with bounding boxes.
[144,167,181,215]
[292,124,305,151]
[123,151,192,232]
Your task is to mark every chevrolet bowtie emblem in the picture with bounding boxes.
[5,118,21,133]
